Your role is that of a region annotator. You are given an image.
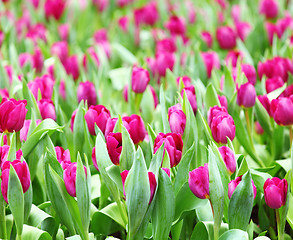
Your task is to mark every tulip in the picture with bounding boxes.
[63,162,87,197]
[26,23,47,44]
[63,55,80,81]
[271,97,293,126]
[181,86,197,114]
[201,31,213,48]
[0,146,22,168]
[83,47,100,71]
[77,81,97,107]
[55,146,71,163]
[149,86,159,108]
[59,80,66,100]
[118,16,129,32]
[228,175,257,199]
[207,105,228,127]
[265,22,280,45]
[38,99,56,121]
[122,115,146,144]
[120,170,157,204]
[84,105,111,135]
[277,16,293,37]
[70,110,77,132]
[258,95,272,117]
[123,85,129,102]
[201,52,220,78]
[259,0,278,19]
[104,118,118,137]
[117,0,133,8]
[0,89,9,99]
[176,76,191,87]
[92,147,99,171]
[134,2,159,27]
[216,26,237,50]
[255,122,264,135]
[19,53,33,69]
[242,64,257,85]
[168,104,186,136]
[162,168,171,177]
[58,23,69,41]
[44,0,66,20]
[32,48,44,73]
[211,112,236,144]
[131,66,150,94]
[92,0,109,11]
[155,52,175,78]
[265,77,284,93]
[20,119,42,142]
[165,15,186,36]
[218,95,228,109]
[235,22,251,41]
[188,163,209,199]
[4,66,13,84]
[263,177,288,209]
[153,132,183,168]
[231,5,241,23]
[225,50,243,68]
[1,160,31,203]
[218,146,236,174]
[106,132,122,165]
[0,98,27,133]
[51,41,69,64]
[237,83,256,108]
[156,38,176,54]
[28,75,55,100]
[93,29,111,58]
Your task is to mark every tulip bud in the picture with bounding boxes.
[181,86,197,114]
[176,76,191,87]
[0,146,22,168]
[118,16,129,32]
[70,110,77,132]
[242,64,257,85]
[85,105,111,135]
[58,23,69,41]
[77,81,97,107]
[156,38,176,54]
[201,31,213,48]
[120,170,157,204]
[0,98,27,133]
[92,0,109,11]
[258,95,272,117]
[123,85,128,102]
[165,15,186,36]
[168,104,186,136]
[218,95,228,109]
[149,86,159,108]
[237,83,256,108]
[104,118,118,137]
[211,113,236,144]
[225,50,243,68]
[201,51,220,78]
[264,177,288,209]
[134,2,159,27]
[32,48,44,73]
[207,105,228,127]
[38,99,56,121]
[259,0,278,19]
[55,146,71,163]
[265,77,284,93]
[155,52,175,77]
[271,97,293,126]
[255,121,264,135]
[44,0,66,20]
[218,146,236,174]
[93,29,111,58]
[83,47,100,71]
[28,75,55,100]
[20,119,42,142]
[59,80,66,100]
[1,160,31,203]
[122,115,146,144]
[228,175,257,199]
[216,26,237,50]
[235,22,251,41]
[63,162,87,197]
[106,132,122,165]
[188,163,209,199]
[63,55,80,81]
[153,133,183,168]
[92,147,99,171]
[51,41,69,64]
[131,66,150,94]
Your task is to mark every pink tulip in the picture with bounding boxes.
[216,26,237,50]
[188,163,209,199]
[168,104,186,136]
[131,66,150,94]
[228,175,257,199]
[237,83,256,108]
[38,99,56,120]
[201,51,220,78]
[259,0,278,19]
[165,15,186,36]
[92,147,99,171]
[28,75,55,100]
[77,81,97,107]
[265,77,284,93]
[201,31,213,48]
[122,115,146,144]
[181,85,197,114]
[211,113,235,144]
[219,146,236,174]
[44,0,66,20]
[55,146,71,163]
[20,119,42,142]
[241,64,257,85]
[264,177,288,209]
[106,132,122,165]
[271,97,293,126]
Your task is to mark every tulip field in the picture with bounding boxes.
[1,0,293,239]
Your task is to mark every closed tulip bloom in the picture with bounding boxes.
[121,170,157,204]
[55,146,71,163]
[258,95,272,117]
[154,133,183,168]
[228,175,257,199]
[211,113,235,144]
[77,81,97,107]
[265,77,284,93]
[38,99,56,120]
[92,0,109,11]
[176,76,191,87]
[181,86,197,114]
[235,22,252,41]
[118,16,129,32]
[85,105,111,135]
[149,86,159,108]
[0,89,9,99]
[165,15,186,36]
[63,55,80,81]
[237,83,256,108]
[264,177,288,209]
[0,98,27,133]
[201,31,213,48]
[271,97,293,126]
[20,119,42,142]
[155,52,175,77]
[104,118,118,137]
[122,115,146,144]
[207,105,228,127]
[188,163,209,199]
[51,41,69,64]
[1,160,31,203]
[225,50,243,68]
[83,47,100,71]
[0,146,22,168]
[32,48,44,73]
[168,104,186,136]
[218,146,236,174]
[44,0,66,20]
[259,0,278,19]
[131,66,150,93]
[134,2,158,27]
[242,64,257,85]
[216,26,237,50]
[63,162,87,197]
[255,121,264,135]
[58,23,69,41]
[201,52,220,78]
[218,95,228,109]
[92,147,99,171]
[28,75,55,100]
[106,132,122,165]
[156,38,176,54]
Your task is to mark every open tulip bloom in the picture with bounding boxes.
[0,0,293,239]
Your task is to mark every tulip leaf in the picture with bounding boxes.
[23,183,33,222]
[22,119,63,158]
[8,165,24,236]
[73,101,85,161]
[120,125,135,171]
[159,86,171,133]
[205,83,221,110]
[218,229,249,240]
[112,43,137,65]
[147,124,157,153]
[148,143,165,177]
[152,169,175,240]
[190,222,209,240]
[125,147,150,238]
[7,132,16,162]
[22,79,41,119]
[228,171,254,230]
[140,86,155,124]
[223,66,236,101]
[197,110,213,142]
[208,147,224,240]
[22,224,52,240]
[106,165,123,194]
[255,98,272,136]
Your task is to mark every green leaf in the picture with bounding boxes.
[106,164,123,194]
[140,86,155,124]
[22,224,52,240]
[120,125,135,171]
[125,147,150,238]
[108,67,131,91]
[218,229,248,240]
[197,110,213,142]
[73,101,85,161]
[7,132,16,162]
[223,67,236,101]
[205,83,221,110]
[159,86,171,133]
[228,171,254,230]
[112,43,137,65]
[148,143,165,177]
[22,79,41,119]
[255,98,272,136]
[190,222,209,240]
[152,169,175,240]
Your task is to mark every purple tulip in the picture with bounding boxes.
[131,66,150,94]
[228,175,257,199]
[44,0,66,20]
[155,52,175,78]
[255,121,264,135]
[237,83,256,108]
[181,86,197,114]
[168,104,186,136]
[201,51,220,78]
[149,86,159,108]
[201,31,213,48]
[92,147,99,171]
[211,113,235,144]
[219,146,236,174]
[134,2,158,27]
[153,132,183,168]
[51,41,69,64]
[0,98,27,133]
[55,146,71,163]
[38,99,56,120]
[122,115,146,144]
[188,163,209,199]
[20,119,42,142]
[106,132,122,165]
[258,95,272,117]
[28,75,55,100]
[70,110,77,132]
[271,97,293,126]
[208,105,228,127]
[63,162,87,197]
[83,47,100,71]
[0,146,22,168]
[1,160,31,203]
[235,22,251,41]
[259,0,278,19]
[264,177,288,209]
[225,50,243,68]
[77,81,97,107]
[156,38,176,54]
[265,77,284,94]
[63,55,80,81]
[218,95,228,109]
[85,105,111,135]
[165,15,186,36]
[32,48,44,73]
[216,26,237,50]
[104,118,118,137]
[241,64,257,85]
[176,76,191,87]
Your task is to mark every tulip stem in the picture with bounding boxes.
[245,109,253,148]
[276,209,284,240]
[117,200,128,228]
[289,126,293,149]
[6,133,10,146]
[0,194,6,240]
[16,233,22,240]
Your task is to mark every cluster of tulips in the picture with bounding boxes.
[0,0,293,239]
